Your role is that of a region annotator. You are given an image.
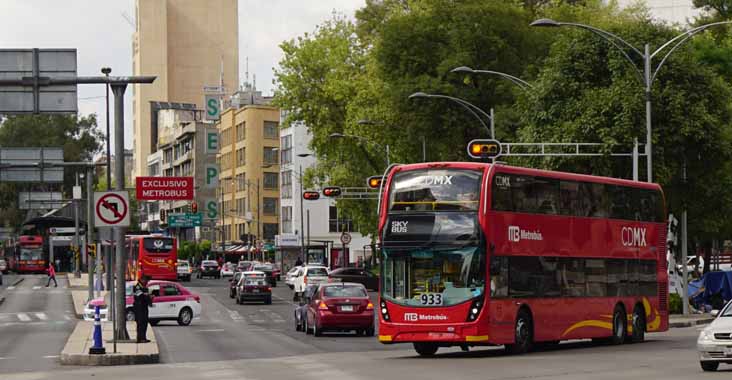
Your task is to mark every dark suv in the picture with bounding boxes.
[198,260,220,279]
[253,264,277,287]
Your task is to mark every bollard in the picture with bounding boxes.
[89,305,106,354]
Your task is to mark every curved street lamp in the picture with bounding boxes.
[451,66,534,91]
[531,18,732,182]
[408,91,495,139]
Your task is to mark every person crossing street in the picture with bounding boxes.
[45,262,57,287]
[133,275,154,343]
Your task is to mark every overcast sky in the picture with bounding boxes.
[0,0,364,151]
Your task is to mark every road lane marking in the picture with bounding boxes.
[35,313,48,321]
[0,357,15,360]
[43,355,59,359]
[228,310,244,321]
[32,286,41,290]
[197,329,225,333]
[7,286,14,290]
[17,313,30,322]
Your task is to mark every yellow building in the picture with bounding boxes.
[132,0,239,179]
[217,100,280,245]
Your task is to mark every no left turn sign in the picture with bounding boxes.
[94,191,130,227]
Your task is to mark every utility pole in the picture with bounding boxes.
[111,83,129,341]
[257,178,261,243]
[306,209,311,264]
[682,161,689,316]
[299,165,305,260]
[74,173,81,278]
[86,167,94,301]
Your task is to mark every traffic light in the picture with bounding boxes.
[467,139,502,159]
[303,191,320,201]
[191,201,198,214]
[160,209,167,223]
[322,187,342,197]
[87,244,97,257]
[367,176,383,189]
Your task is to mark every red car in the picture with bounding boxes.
[305,283,374,337]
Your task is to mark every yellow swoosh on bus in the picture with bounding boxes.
[562,297,661,337]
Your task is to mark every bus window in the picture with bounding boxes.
[637,189,664,222]
[489,256,508,298]
[585,259,607,297]
[390,169,482,212]
[584,182,610,218]
[560,258,585,297]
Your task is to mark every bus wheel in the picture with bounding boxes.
[631,305,645,343]
[413,343,438,357]
[506,309,533,355]
[610,306,627,345]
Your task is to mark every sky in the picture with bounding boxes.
[0,0,364,151]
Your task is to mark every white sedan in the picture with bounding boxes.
[220,263,235,277]
[84,280,201,326]
[697,300,732,371]
[285,266,302,289]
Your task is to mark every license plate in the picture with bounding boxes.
[341,305,353,312]
[252,289,259,293]
[419,293,443,306]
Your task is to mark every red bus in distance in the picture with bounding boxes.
[13,235,46,273]
[377,162,668,356]
[127,235,177,281]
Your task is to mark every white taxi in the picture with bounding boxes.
[84,280,201,326]
[292,266,329,299]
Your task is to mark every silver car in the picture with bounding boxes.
[697,300,732,371]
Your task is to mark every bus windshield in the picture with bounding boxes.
[382,245,485,307]
[389,169,482,212]
[143,237,174,254]
[19,247,43,261]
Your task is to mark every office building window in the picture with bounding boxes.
[236,197,246,213]
[236,173,246,191]
[263,223,279,240]
[163,148,173,163]
[281,171,292,199]
[263,147,278,165]
[329,206,354,233]
[236,122,246,142]
[148,162,160,176]
[264,121,279,139]
[281,206,292,233]
[263,173,278,189]
[280,135,292,165]
[263,198,278,215]
[237,147,246,166]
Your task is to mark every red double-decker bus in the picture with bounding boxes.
[12,235,46,273]
[377,162,668,356]
[127,235,177,281]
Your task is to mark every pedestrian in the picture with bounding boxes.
[295,257,303,267]
[46,262,57,287]
[133,275,154,343]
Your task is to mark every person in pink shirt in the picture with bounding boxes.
[46,263,57,287]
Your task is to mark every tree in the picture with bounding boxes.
[0,114,103,228]
[514,5,732,241]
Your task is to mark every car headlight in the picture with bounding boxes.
[698,329,714,343]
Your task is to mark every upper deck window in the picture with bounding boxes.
[389,169,482,212]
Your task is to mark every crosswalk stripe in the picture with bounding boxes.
[32,286,41,290]
[7,286,14,290]
[35,313,48,321]
[17,313,30,322]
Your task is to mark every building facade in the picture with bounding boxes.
[132,0,238,179]
[277,112,371,272]
[141,107,219,241]
[216,86,280,249]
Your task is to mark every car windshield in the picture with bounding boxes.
[254,265,272,271]
[722,302,732,317]
[323,285,367,298]
[307,268,328,276]
[203,261,218,267]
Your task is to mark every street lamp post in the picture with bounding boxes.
[358,119,427,162]
[531,18,732,183]
[408,92,494,139]
[296,153,313,261]
[451,66,534,91]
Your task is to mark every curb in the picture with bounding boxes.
[669,318,715,328]
[60,352,159,366]
[0,296,4,307]
[11,277,24,286]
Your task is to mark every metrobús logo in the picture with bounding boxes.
[508,225,543,242]
[621,226,647,247]
[404,313,448,322]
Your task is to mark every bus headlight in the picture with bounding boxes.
[466,298,484,322]
[380,300,391,321]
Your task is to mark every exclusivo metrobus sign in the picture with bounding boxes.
[136,176,194,200]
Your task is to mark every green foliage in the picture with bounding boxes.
[0,114,103,228]
[669,293,682,314]
[178,240,211,262]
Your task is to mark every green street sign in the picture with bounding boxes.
[168,213,203,228]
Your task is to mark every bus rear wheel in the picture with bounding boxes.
[610,306,627,345]
[631,305,645,343]
[506,309,533,355]
[413,342,438,357]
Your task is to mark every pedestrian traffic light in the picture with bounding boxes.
[467,139,502,159]
[191,201,198,214]
[322,187,342,197]
[303,191,320,200]
[367,176,383,189]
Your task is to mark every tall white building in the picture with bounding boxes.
[615,0,700,24]
[276,112,371,272]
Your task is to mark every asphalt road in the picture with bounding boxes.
[154,275,397,364]
[0,274,75,373]
[4,324,726,380]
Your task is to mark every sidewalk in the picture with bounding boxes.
[60,321,159,366]
[669,313,715,328]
